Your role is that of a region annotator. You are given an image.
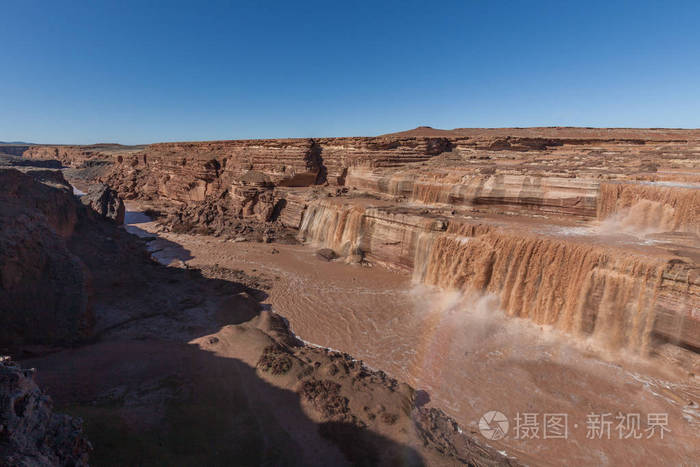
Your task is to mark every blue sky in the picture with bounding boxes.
[2,0,699,144]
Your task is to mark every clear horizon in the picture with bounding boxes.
[3,0,700,145]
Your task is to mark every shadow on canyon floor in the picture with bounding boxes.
[21,228,427,466]
[30,340,425,466]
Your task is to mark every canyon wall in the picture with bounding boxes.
[91,136,453,205]
[23,145,110,167]
[23,130,699,222]
[22,128,700,353]
[0,169,92,346]
[23,144,144,167]
[346,167,601,218]
[0,163,136,347]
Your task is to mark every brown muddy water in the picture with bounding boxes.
[125,205,699,466]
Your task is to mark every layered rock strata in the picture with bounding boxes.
[23,144,144,167]
[21,129,700,355]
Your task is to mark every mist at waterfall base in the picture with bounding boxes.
[403,283,644,390]
[401,283,698,464]
[406,286,532,366]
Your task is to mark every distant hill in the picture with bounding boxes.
[0,141,37,145]
[378,126,700,140]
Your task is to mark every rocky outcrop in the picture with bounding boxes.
[0,169,92,346]
[0,167,128,347]
[80,183,125,224]
[316,248,338,261]
[95,136,453,200]
[412,407,516,466]
[380,125,699,140]
[228,170,278,221]
[0,154,62,170]
[195,312,517,466]
[0,168,77,237]
[311,136,452,184]
[0,357,90,466]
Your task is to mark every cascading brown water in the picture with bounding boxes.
[597,181,700,234]
[298,199,365,255]
[298,195,697,353]
[412,222,670,352]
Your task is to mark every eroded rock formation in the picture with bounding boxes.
[0,169,91,346]
[80,183,125,224]
[0,356,90,466]
[31,127,698,355]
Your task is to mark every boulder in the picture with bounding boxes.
[316,248,338,261]
[0,357,91,466]
[81,183,125,224]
